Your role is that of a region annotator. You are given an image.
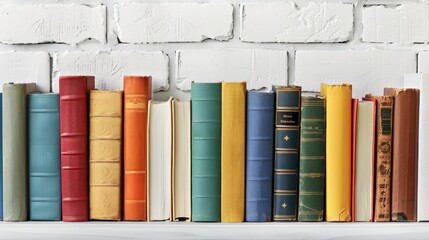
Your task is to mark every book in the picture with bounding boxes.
[148,98,173,221]
[3,83,36,221]
[89,90,123,220]
[351,98,358,222]
[60,76,95,222]
[123,76,152,221]
[298,96,326,222]
[28,93,61,221]
[221,82,246,223]
[0,94,2,220]
[245,91,275,222]
[365,94,394,222]
[191,82,221,222]
[273,85,301,221]
[355,100,376,222]
[320,83,352,222]
[385,87,419,222]
[172,100,191,222]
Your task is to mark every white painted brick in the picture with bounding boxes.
[294,49,416,98]
[52,51,169,92]
[362,3,429,44]
[114,2,233,43]
[418,51,429,73]
[0,52,50,93]
[240,2,354,43]
[176,49,288,91]
[0,4,106,45]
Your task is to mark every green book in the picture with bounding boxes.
[298,96,326,221]
[191,82,221,222]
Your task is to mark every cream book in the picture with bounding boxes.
[147,98,173,221]
[172,100,191,221]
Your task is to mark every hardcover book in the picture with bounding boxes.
[28,94,61,221]
[60,76,95,222]
[351,98,358,222]
[89,90,123,220]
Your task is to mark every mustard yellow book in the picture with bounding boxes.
[221,82,246,222]
[320,84,352,222]
[89,90,123,220]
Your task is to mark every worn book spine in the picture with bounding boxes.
[89,91,122,220]
[321,84,352,222]
[0,94,2,220]
[298,96,325,222]
[245,91,275,222]
[273,85,301,222]
[123,76,152,221]
[191,83,221,222]
[28,94,61,221]
[60,76,95,222]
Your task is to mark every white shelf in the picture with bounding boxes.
[1,222,429,240]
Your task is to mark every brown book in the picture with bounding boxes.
[384,88,419,222]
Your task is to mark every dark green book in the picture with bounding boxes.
[191,82,221,222]
[298,96,326,221]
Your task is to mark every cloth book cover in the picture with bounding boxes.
[245,91,275,222]
[191,82,221,222]
[59,76,95,222]
[273,85,301,221]
[351,98,358,222]
[321,83,352,222]
[298,96,326,222]
[89,90,123,220]
[3,83,36,221]
[221,82,246,223]
[123,76,152,221]
[28,93,61,221]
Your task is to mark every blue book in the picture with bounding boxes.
[28,94,61,220]
[245,91,275,222]
[0,93,2,220]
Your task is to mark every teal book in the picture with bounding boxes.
[191,82,221,222]
[28,94,61,221]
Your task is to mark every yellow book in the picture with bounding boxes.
[89,90,123,220]
[221,82,246,222]
[320,84,352,222]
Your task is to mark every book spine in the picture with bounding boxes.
[28,94,61,221]
[60,76,95,222]
[298,96,325,222]
[191,83,221,222]
[245,91,275,222]
[273,86,301,221]
[351,98,358,222]
[0,94,2,220]
[89,91,123,220]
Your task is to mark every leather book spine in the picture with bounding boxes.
[191,83,221,222]
[245,91,275,222]
[60,76,95,222]
[123,76,152,221]
[273,85,301,221]
[298,96,325,222]
[28,94,61,221]
[89,90,123,220]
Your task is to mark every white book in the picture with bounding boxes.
[355,100,376,222]
[148,98,173,221]
[404,73,428,221]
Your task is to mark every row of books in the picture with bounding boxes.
[0,74,424,222]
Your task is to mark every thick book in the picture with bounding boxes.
[148,98,173,221]
[191,82,221,222]
[245,91,275,222]
[60,76,95,222]
[28,94,61,221]
[3,83,36,221]
[221,82,246,223]
[351,98,358,222]
[172,100,191,222]
[321,83,352,222]
[0,94,2,220]
[385,87,419,222]
[123,76,152,221]
[298,96,326,222]
[89,90,123,220]
[273,85,301,221]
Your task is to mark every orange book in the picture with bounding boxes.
[123,76,152,221]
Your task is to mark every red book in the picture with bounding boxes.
[60,76,95,222]
[351,98,358,222]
